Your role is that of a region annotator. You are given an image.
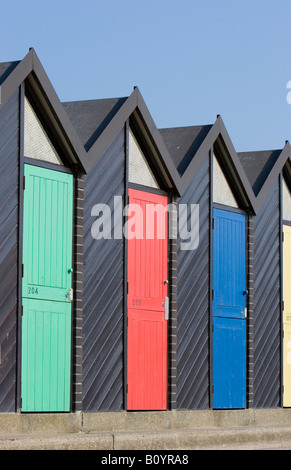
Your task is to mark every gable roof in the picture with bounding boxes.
[0,61,20,85]
[159,125,213,176]
[0,48,87,173]
[238,142,291,211]
[3,49,289,212]
[63,97,127,151]
[63,87,183,195]
[160,116,257,213]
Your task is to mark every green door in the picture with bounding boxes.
[21,164,73,412]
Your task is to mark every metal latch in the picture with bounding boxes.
[163,296,169,320]
[242,308,247,318]
[66,288,73,301]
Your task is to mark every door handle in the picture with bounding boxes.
[243,290,248,296]
[163,296,169,320]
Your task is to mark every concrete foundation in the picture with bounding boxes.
[1,409,291,449]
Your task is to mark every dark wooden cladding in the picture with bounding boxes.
[0,90,19,412]
[176,156,210,409]
[82,130,125,411]
[253,180,281,408]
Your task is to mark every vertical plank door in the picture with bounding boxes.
[127,188,168,410]
[212,208,246,409]
[283,224,291,407]
[21,164,73,412]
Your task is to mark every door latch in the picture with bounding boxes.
[66,288,73,301]
[163,296,169,320]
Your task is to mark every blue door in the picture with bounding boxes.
[212,208,246,409]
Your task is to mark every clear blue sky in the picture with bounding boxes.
[1,0,291,152]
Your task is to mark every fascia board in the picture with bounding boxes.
[0,48,87,173]
[178,116,256,212]
[85,88,139,173]
[255,143,291,212]
[217,116,257,213]
[86,87,183,195]
[135,89,182,196]
[180,119,219,192]
[27,50,87,173]
[0,49,33,108]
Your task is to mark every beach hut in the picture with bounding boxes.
[0,49,88,412]
[239,144,291,408]
[160,119,256,410]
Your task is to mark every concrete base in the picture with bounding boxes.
[1,409,291,449]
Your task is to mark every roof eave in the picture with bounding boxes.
[255,141,291,211]
[86,86,183,196]
[179,115,257,213]
[0,48,87,174]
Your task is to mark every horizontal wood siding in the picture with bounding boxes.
[0,90,19,412]
[82,130,125,411]
[176,156,210,409]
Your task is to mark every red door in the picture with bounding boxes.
[127,188,168,410]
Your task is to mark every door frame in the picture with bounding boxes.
[124,122,171,410]
[17,85,76,411]
[125,183,170,410]
[19,162,74,412]
[210,202,248,409]
[282,221,291,406]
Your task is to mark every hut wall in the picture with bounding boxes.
[176,156,210,409]
[82,129,125,412]
[0,90,20,412]
[253,179,281,408]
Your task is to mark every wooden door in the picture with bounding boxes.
[212,208,246,409]
[127,188,168,410]
[283,224,291,407]
[21,164,73,412]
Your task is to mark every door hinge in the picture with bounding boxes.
[212,385,214,394]
[20,398,22,409]
[212,323,214,332]
[127,282,129,294]
[282,231,284,243]
[22,264,24,278]
[212,289,214,301]
[23,176,25,190]
[21,305,23,316]
[212,218,215,230]
[126,384,128,394]
[282,300,285,311]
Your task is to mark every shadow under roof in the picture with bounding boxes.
[63,97,127,151]
[0,61,20,85]
[238,149,282,196]
[159,125,213,175]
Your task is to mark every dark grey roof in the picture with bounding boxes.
[0,61,20,85]
[0,49,88,172]
[238,150,282,195]
[159,125,212,175]
[62,88,183,195]
[63,97,127,151]
[160,117,257,213]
